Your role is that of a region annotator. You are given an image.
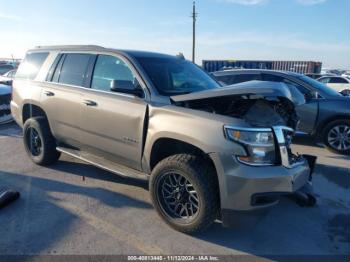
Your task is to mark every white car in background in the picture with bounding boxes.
[342,72,350,79]
[317,76,350,96]
[0,84,12,124]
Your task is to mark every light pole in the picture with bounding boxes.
[191,1,198,63]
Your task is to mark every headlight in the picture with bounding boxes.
[224,126,276,166]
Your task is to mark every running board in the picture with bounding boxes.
[56,147,149,181]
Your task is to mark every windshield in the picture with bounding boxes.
[136,56,220,96]
[297,74,342,97]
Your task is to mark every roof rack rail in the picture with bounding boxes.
[34,45,105,50]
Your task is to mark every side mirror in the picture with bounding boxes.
[110,80,144,98]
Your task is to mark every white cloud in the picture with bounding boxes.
[218,0,268,5]
[297,0,327,5]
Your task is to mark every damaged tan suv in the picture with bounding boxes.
[11,45,316,233]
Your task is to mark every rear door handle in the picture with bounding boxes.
[44,91,55,97]
[83,100,97,107]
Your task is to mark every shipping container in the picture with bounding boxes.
[202,60,322,74]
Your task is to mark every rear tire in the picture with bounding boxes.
[322,119,350,155]
[150,154,220,234]
[23,117,61,165]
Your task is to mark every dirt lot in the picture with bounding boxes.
[0,122,349,256]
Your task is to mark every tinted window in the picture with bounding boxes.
[15,52,49,80]
[91,55,137,92]
[8,70,15,78]
[261,74,283,82]
[215,74,261,85]
[57,54,92,86]
[329,77,348,84]
[233,74,260,84]
[318,77,330,84]
[0,65,14,75]
[136,57,220,96]
[283,80,310,102]
[215,75,236,85]
[261,73,310,100]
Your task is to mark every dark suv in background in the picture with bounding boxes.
[212,69,350,155]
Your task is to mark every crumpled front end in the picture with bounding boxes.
[172,81,303,131]
[171,80,317,226]
[209,125,317,227]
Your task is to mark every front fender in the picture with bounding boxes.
[142,104,247,172]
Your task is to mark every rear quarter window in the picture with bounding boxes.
[16,52,49,80]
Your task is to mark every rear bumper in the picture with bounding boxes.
[0,93,12,124]
[10,100,22,127]
[209,152,316,226]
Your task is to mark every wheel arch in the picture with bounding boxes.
[315,114,350,139]
[22,103,48,124]
[149,137,217,173]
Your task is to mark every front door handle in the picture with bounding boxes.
[44,91,55,97]
[83,100,97,107]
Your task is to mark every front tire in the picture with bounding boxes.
[150,154,219,234]
[340,89,350,96]
[23,117,61,165]
[323,119,350,155]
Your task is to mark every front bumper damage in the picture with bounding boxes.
[219,154,317,228]
[209,126,317,228]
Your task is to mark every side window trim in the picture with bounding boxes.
[46,54,63,82]
[53,54,67,83]
[85,55,98,89]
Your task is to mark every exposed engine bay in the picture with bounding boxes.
[171,81,306,167]
[171,81,303,130]
[175,95,299,130]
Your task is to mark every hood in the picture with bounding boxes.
[0,84,11,96]
[171,80,305,106]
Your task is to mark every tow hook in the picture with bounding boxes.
[292,182,317,207]
[302,154,317,181]
[290,154,317,207]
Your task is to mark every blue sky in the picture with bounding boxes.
[0,0,349,68]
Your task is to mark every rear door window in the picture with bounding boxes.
[232,74,260,84]
[215,73,261,85]
[55,54,92,87]
[329,77,348,84]
[16,52,49,80]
